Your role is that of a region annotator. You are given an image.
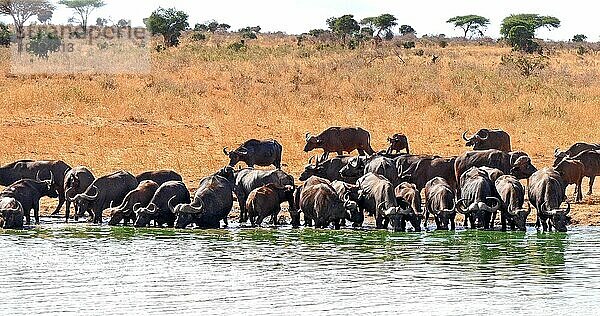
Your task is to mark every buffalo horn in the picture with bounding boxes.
[485,197,501,213]
[223,147,229,156]
[462,131,472,142]
[455,199,470,214]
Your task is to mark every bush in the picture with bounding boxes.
[500,53,548,77]
[572,34,587,43]
[0,23,11,47]
[191,32,206,41]
[414,49,424,56]
[439,40,448,48]
[403,41,415,49]
[577,46,587,55]
[228,41,246,52]
[27,31,61,59]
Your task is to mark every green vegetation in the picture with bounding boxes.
[144,7,189,47]
[59,0,106,34]
[446,15,490,38]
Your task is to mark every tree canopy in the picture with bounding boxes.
[399,24,415,36]
[572,34,587,42]
[360,13,397,37]
[0,0,55,51]
[144,7,189,47]
[59,0,105,33]
[446,15,490,38]
[500,14,560,37]
[195,20,230,33]
[327,14,360,44]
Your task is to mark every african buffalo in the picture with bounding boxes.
[562,150,600,196]
[528,168,571,232]
[172,167,235,229]
[399,156,456,190]
[304,127,375,160]
[0,160,71,216]
[234,168,295,223]
[246,183,295,227]
[553,158,585,202]
[553,142,600,166]
[0,197,24,229]
[0,173,53,225]
[134,181,191,228]
[70,170,138,224]
[292,176,332,227]
[424,177,457,230]
[456,167,501,229]
[386,133,410,154]
[454,150,537,196]
[63,166,95,222]
[224,139,283,169]
[298,183,360,229]
[495,175,530,231]
[108,180,159,226]
[395,182,423,229]
[299,155,357,183]
[356,173,418,232]
[463,129,511,152]
[135,170,183,186]
[340,155,398,185]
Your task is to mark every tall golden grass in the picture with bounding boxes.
[0,35,599,222]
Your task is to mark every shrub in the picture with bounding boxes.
[0,23,11,47]
[27,31,61,59]
[414,49,424,56]
[439,40,448,48]
[500,53,548,77]
[228,41,246,52]
[403,41,415,49]
[191,32,206,41]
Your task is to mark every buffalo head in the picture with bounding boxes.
[542,201,571,232]
[553,148,568,167]
[303,133,323,152]
[173,196,204,229]
[133,203,157,227]
[507,204,531,231]
[299,156,325,181]
[70,185,99,217]
[339,156,365,179]
[509,154,537,179]
[463,129,489,148]
[342,193,363,226]
[224,147,248,167]
[108,201,136,226]
[0,197,24,230]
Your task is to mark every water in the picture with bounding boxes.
[1,222,600,316]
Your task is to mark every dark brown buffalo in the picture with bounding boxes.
[135,181,191,228]
[63,166,95,222]
[108,180,159,226]
[304,127,375,160]
[454,150,537,196]
[495,175,530,231]
[172,167,235,229]
[424,177,457,230]
[339,155,399,185]
[553,158,585,202]
[386,134,410,154]
[456,167,501,229]
[135,170,182,186]
[299,155,357,183]
[528,168,571,232]
[399,156,456,190]
[234,168,295,223]
[0,197,24,229]
[246,183,295,227]
[70,171,138,224]
[356,173,418,232]
[224,139,283,169]
[0,160,71,216]
[0,174,53,225]
[553,142,600,166]
[463,129,511,152]
[395,182,423,225]
[298,182,359,229]
[292,176,332,227]
[562,150,600,196]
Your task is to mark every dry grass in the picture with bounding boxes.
[1,35,599,224]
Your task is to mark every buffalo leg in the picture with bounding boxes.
[576,178,583,202]
[24,206,31,226]
[33,200,40,225]
[65,200,71,223]
[333,220,341,230]
[501,212,507,232]
[272,207,280,226]
[450,215,456,230]
[51,191,65,216]
[588,176,595,195]
[357,149,366,156]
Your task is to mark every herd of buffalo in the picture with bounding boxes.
[0,126,598,233]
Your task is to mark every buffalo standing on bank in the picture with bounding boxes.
[304,127,375,160]
[224,139,283,169]
[108,180,159,226]
[528,168,571,232]
[463,129,512,152]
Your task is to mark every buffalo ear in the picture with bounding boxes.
[397,199,410,210]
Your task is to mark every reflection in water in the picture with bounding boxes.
[0,224,597,315]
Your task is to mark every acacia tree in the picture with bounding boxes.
[144,7,189,47]
[360,13,397,38]
[0,0,55,51]
[195,20,230,33]
[59,0,105,34]
[327,14,360,46]
[500,14,560,53]
[399,24,415,36]
[446,15,490,38]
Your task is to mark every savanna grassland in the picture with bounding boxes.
[1,34,599,224]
